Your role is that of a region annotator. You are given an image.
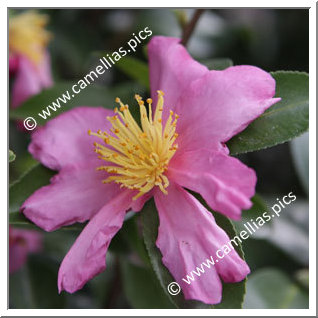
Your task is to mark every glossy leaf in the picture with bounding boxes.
[290,132,309,195]
[10,255,66,308]
[9,212,38,229]
[120,259,175,309]
[9,211,85,231]
[115,56,150,89]
[228,71,309,154]
[10,82,144,125]
[110,213,149,264]
[9,163,85,230]
[9,164,55,214]
[233,194,270,233]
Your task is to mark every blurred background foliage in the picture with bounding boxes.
[9,8,309,309]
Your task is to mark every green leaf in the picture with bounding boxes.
[10,255,66,308]
[9,212,38,229]
[115,56,150,90]
[201,58,234,70]
[141,197,247,309]
[110,213,149,264]
[9,164,55,214]
[27,255,66,308]
[9,211,85,231]
[228,71,309,155]
[9,266,35,308]
[120,259,175,309]
[10,82,144,126]
[9,149,16,162]
[9,163,86,230]
[244,268,309,309]
[233,194,270,233]
[9,152,38,185]
[290,132,309,195]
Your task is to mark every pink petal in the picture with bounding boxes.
[11,53,53,108]
[29,107,114,171]
[168,149,256,220]
[174,65,280,153]
[154,183,250,304]
[9,241,27,274]
[21,162,121,232]
[148,36,208,122]
[58,190,134,293]
[9,55,19,75]
[131,191,153,212]
[9,227,42,273]
[148,36,280,153]
[37,51,53,88]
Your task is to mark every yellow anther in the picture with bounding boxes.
[89,90,179,200]
[115,97,120,103]
[9,11,51,64]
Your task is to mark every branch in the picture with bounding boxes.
[181,9,205,46]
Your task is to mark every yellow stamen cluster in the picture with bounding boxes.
[89,91,179,200]
[9,10,51,64]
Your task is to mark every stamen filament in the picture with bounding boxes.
[89,91,179,200]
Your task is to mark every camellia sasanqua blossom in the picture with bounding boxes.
[9,227,42,274]
[21,36,280,304]
[9,10,53,108]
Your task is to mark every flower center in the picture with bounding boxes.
[89,90,179,200]
[9,11,51,64]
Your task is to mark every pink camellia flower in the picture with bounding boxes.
[9,10,53,108]
[9,227,42,274]
[21,36,280,304]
